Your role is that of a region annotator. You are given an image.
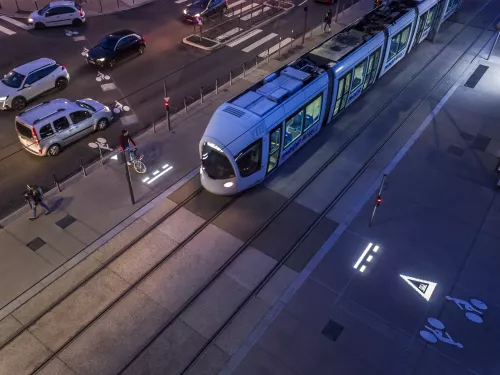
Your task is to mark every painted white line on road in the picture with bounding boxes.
[241,6,270,21]
[175,0,188,3]
[73,36,86,41]
[227,29,262,47]
[228,0,245,8]
[242,32,277,52]
[258,37,292,57]
[0,16,30,30]
[101,83,117,91]
[147,166,173,184]
[0,25,16,35]
[227,3,259,16]
[215,27,242,41]
[298,0,307,5]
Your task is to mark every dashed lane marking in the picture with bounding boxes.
[242,32,277,52]
[101,83,117,91]
[0,16,30,30]
[227,29,262,47]
[0,25,16,35]
[258,37,293,57]
[73,36,86,41]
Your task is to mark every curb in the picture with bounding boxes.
[183,3,295,51]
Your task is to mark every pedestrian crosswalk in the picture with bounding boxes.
[0,16,30,36]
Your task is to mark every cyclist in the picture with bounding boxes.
[119,129,137,165]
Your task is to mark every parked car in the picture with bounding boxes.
[86,30,146,68]
[28,1,85,29]
[183,0,227,22]
[15,98,112,156]
[0,58,69,111]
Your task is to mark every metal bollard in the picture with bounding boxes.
[230,70,233,86]
[98,145,103,165]
[267,47,270,63]
[255,56,258,69]
[184,97,188,113]
[200,87,204,104]
[243,63,246,77]
[216,78,219,94]
[291,30,294,48]
[53,174,61,192]
[80,158,87,177]
[278,37,282,58]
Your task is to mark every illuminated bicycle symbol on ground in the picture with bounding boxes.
[96,71,111,82]
[113,101,130,114]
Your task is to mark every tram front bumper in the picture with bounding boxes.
[200,168,238,195]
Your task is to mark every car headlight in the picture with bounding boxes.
[28,18,34,23]
[183,9,187,14]
[97,58,106,62]
[104,106,110,112]
[195,13,200,17]
[0,96,8,101]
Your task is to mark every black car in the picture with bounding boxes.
[86,30,146,68]
[183,0,227,22]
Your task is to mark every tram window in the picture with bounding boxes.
[388,25,411,60]
[305,94,322,131]
[236,139,262,177]
[334,72,352,116]
[364,48,380,89]
[426,6,437,28]
[351,61,366,92]
[267,126,281,173]
[284,110,304,148]
[201,142,235,180]
[446,0,459,12]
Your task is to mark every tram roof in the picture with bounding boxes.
[307,0,420,67]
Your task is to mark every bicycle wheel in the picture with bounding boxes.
[134,160,147,174]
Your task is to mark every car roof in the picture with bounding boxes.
[109,29,137,37]
[18,99,78,126]
[13,58,56,76]
[48,1,76,7]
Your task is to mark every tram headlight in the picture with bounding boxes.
[224,182,234,188]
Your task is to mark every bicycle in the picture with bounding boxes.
[125,148,147,173]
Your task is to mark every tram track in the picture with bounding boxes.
[0,0,490,372]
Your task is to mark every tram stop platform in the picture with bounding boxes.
[218,24,500,375]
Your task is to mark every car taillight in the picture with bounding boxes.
[31,127,42,153]
[61,64,66,70]
[142,36,146,42]
[79,10,83,15]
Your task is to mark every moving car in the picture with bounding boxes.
[183,0,227,22]
[28,1,85,29]
[16,98,113,156]
[86,30,146,68]
[0,58,69,111]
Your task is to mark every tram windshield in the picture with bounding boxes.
[201,142,235,180]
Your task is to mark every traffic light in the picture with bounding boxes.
[375,196,382,207]
[164,97,170,109]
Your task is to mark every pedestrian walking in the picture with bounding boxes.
[323,9,332,32]
[25,185,50,221]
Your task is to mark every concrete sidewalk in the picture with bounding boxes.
[0,0,373,319]
[0,0,153,18]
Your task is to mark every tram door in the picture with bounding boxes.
[267,126,282,174]
[363,48,381,90]
[412,11,428,48]
[333,72,352,117]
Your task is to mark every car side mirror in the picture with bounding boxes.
[24,84,31,88]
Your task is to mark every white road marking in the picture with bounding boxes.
[242,32,277,52]
[0,16,30,30]
[258,37,293,57]
[228,0,245,8]
[147,166,173,184]
[298,0,307,5]
[215,27,242,41]
[73,35,86,41]
[175,0,188,3]
[227,2,259,16]
[101,83,117,91]
[227,28,262,47]
[0,25,16,35]
[240,6,270,20]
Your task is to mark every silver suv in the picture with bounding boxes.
[16,98,113,156]
[28,1,86,29]
[0,58,70,111]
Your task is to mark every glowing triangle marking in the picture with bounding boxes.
[400,274,437,301]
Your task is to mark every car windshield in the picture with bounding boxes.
[98,36,119,50]
[76,101,96,112]
[37,4,50,15]
[201,142,235,180]
[2,70,25,88]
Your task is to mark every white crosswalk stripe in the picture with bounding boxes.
[242,32,277,52]
[227,3,259,16]
[0,16,30,30]
[215,27,243,41]
[258,37,293,57]
[175,0,189,3]
[227,29,262,47]
[228,0,245,8]
[0,25,16,35]
[240,6,270,21]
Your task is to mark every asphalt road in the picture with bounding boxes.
[0,0,345,216]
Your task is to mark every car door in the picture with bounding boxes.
[52,116,74,146]
[58,6,77,25]
[69,110,95,137]
[22,71,43,100]
[115,36,137,60]
[44,7,64,26]
[35,65,58,93]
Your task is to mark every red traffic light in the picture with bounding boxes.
[164,96,170,108]
[375,196,382,207]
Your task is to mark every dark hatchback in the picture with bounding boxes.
[86,30,146,68]
[183,0,227,22]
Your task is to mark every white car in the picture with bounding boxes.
[28,1,86,29]
[0,58,70,111]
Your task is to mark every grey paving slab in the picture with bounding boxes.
[180,273,249,340]
[140,198,177,225]
[215,296,271,356]
[168,174,203,204]
[91,218,150,264]
[64,220,101,246]
[37,357,76,375]
[58,289,170,375]
[28,267,129,352]
[481,193,500,240]
[0,229,52,309]
[184,189,234,220]
[35,244,67,268]
[233,345,299,375]
[251,201,318,263]
[0,331,52,375]
[412,347,473,375]
[0,315,22,348]
[108,228,178,284]
[138,224,242,313]
[223,247,276,291]
[213,187,288,242]
[121,319,206,375]
[257,266,298,306]
[12,256,102,326]
[156,207,205,243]
[184,344,229,375]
